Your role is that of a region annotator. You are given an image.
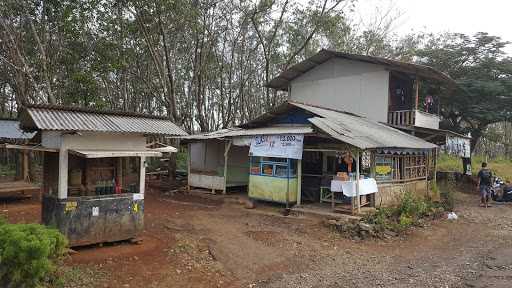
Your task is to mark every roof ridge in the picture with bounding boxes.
[24,104,172,121]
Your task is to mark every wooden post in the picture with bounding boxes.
[22,150,29,181]
[415,78,420,110]
[117,158,123,189]
[297,159,302,206]
[187,143,191,193]
[355,150,361,214]
[223,140,232,195]
[285,158,290,209]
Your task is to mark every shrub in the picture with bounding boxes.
[364,191,438,234]
[0,222,68,288]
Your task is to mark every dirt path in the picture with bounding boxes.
[2,190,512,288]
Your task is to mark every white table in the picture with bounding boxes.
[330,178,378,197]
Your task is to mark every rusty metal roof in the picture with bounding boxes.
[19,105,188,136]
[180,126,314,140]
[266,49,455,91]
[0,119,35,140]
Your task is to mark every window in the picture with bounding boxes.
[250,156,297,178]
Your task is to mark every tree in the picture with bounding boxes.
[416,32,512,151]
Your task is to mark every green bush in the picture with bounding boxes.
[0,222,68,288]
[364,191,439,234]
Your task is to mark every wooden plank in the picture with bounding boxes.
[0,181,40,194]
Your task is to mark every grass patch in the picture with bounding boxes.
[437,153,512,181]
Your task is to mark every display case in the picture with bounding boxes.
[248,156,298,204]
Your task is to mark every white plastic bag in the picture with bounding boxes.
[447,212,458,220]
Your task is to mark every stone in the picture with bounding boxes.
[244,200,255,209]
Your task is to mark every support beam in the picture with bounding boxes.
[355,150,361,214]
[117,158,123,189]
[22,150,29,181]
[187,143,191,193]
[415,78,420,110]
[297,159,302,206]
[223,140,232,194]
[58,149,68,199]
[139,156,146,194]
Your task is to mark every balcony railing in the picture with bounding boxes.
[388,110,440,130]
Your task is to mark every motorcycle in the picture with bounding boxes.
[491,176,512,202]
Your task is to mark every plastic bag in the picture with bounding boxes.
[447,212,458,220]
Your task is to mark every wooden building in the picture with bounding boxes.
[0,119,40,197]
[183,101,437,214]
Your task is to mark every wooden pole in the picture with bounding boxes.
[415,78,420,110]
[223,140,232,195]
[286,158,290,209]
[187,143,191,193]
[355,150,361,214]
[117,158,123,189]
[22,150,29,181]
[297,159,302,206]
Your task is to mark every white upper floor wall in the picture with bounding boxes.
[289,58,389,123]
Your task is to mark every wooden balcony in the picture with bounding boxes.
[388,110,440,130]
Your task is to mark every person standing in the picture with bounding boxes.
[477,162,493,207]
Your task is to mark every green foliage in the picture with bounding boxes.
[364,191,441,233]
[437,152,512,181]
[0,164,17,177]
[0,222,68,288]
[416,32,512,150]
[176,151,188,171]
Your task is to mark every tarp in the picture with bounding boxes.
[249,134,304,159]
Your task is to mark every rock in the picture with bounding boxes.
[244,200,256,209]
[359,223,373,232]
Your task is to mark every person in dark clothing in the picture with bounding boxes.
[477,162,493,207]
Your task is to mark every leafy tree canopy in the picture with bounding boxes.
[416,32,512,150]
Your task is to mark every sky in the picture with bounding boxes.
[350,0,512,55]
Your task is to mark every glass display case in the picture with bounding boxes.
[248,156,298,203]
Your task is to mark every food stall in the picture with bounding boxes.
[248,135,303,207]
[18,104,187,246]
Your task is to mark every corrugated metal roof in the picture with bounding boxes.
[19,105,188,136]
[267,49,456,91]
[0,120,35,140]
[181,126,314,140]
[293,102,437,150]
[238,101,437,150]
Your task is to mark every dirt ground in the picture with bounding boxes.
[2,188,512,288]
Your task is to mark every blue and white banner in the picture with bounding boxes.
[249,134,304,159]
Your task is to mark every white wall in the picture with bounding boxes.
[41,131,149,199]
[189,140,225,174]
[42,131,147,150]
[290,58,390,122]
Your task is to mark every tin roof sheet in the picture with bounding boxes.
[19,105,188,136]
[240,101,437,150]
[0,119,35,140]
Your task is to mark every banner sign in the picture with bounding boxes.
[249,134,304,159]
[445,136,470,158]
